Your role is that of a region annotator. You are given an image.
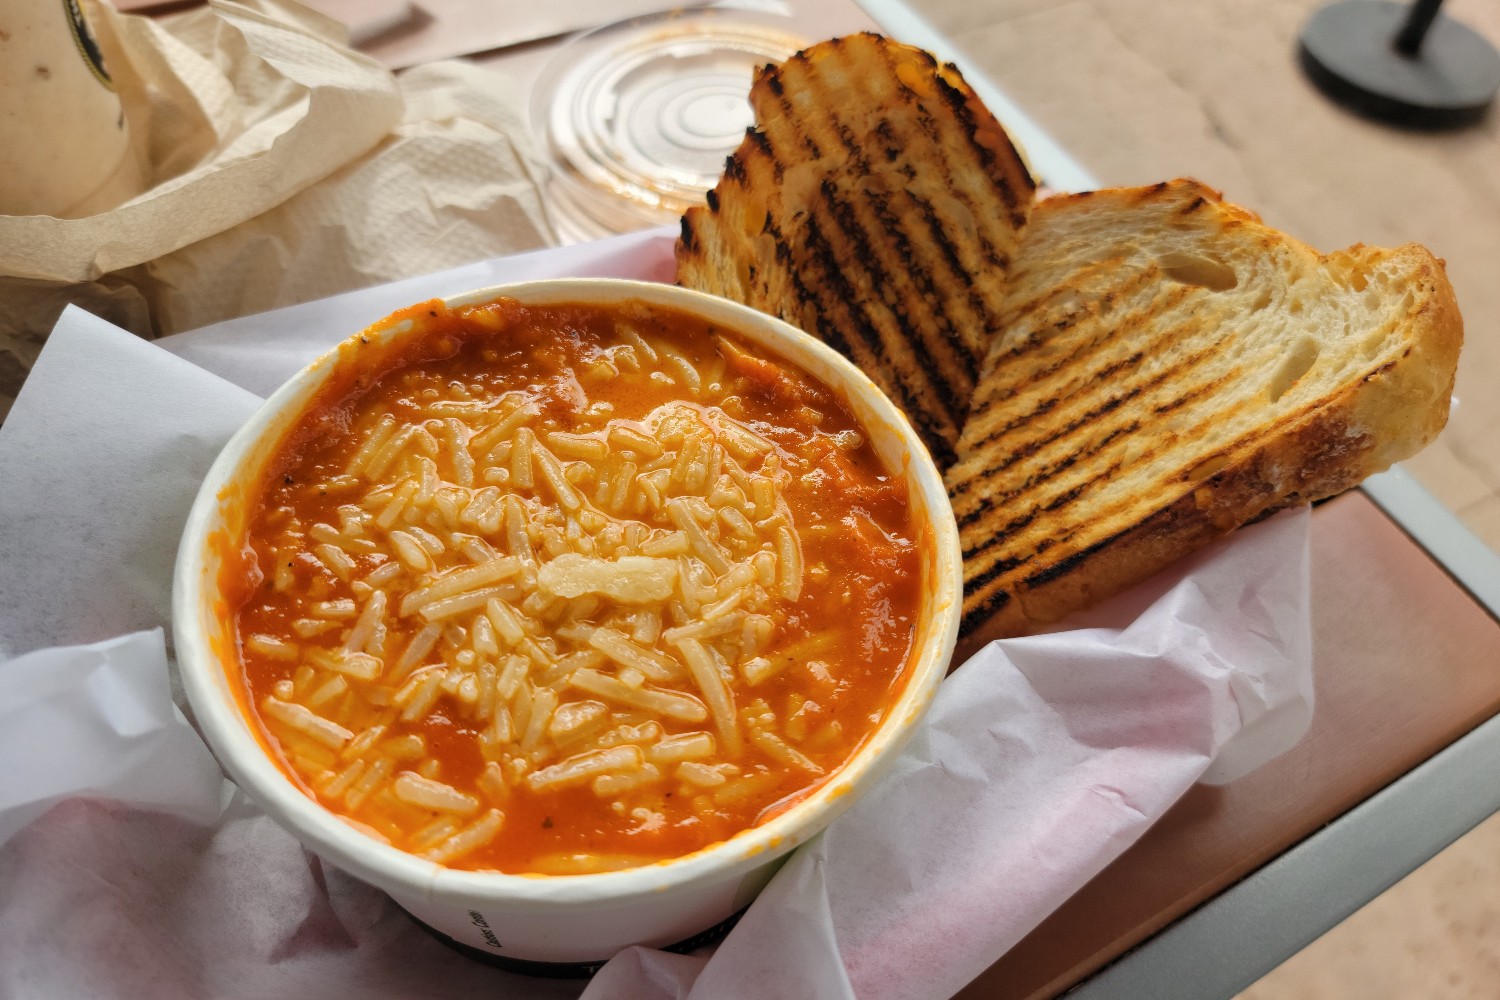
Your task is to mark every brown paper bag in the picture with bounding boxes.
[0,0,556,420]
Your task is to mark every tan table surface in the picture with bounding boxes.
[956,490,1500,997]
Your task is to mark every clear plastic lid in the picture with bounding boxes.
[530,6,807,243]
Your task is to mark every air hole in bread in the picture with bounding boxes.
[1156,252,1237,291]
[1267,336,1321,402]
[1250,287,1273,312]
[1186,453,1229,483]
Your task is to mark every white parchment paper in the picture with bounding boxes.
[0,231,1313,999]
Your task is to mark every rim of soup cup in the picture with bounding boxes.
[173,278,961,909]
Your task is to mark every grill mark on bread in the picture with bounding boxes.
[959,585,1011,635]
[758,212,849,356]
[971,329,1119,425]
[736,125,783,186]
[961,580,1016,633]
[963,551,1024,598]
[958,452,1126,563]
[957,373,1256,597]
[991,266,1167,361]
[906,108,1014,277]
[766,217,857,361]
[883,54,1019,286]
[810,114,976,423]
[930,68,1030,226]
[829,149,979,378]
[963,348,1208,496]
[962,354,1149,479]
[976,268,1171,404]
[1154,377,1222,413]
[746,127,773,158]
[799,212,907,388]
[723,152,747,184]
[891,194,986,378]
[1020,528,1127,589]
[794,54,1001,383]
[952,339,1229,551]
[956,423,1138,541]
[960,349,1148,463]
[959,375,1240,564]
[798,213,957,464]
[968,416,1253,594]
[908,190,998,370]
[960,304,1220,470]
[762,41,1014,455]
[817,179,971,429]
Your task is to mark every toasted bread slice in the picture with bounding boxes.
[676,33,1036,467]
[949,179,1462,649]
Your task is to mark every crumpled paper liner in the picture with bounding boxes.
[0,631,229,845]
[0,230,1314,998]
[0,0,555,419]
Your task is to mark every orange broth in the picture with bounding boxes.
[229,297,923,873]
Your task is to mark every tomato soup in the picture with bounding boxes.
[228,296,923,873]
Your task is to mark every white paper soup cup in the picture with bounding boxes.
[173,278,961,970]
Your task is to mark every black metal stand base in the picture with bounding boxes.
[1299,0,1500,127]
